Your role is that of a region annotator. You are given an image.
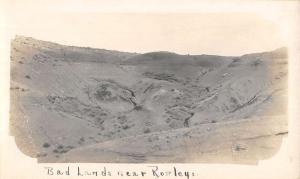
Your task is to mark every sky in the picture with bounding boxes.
[3,0,286,56]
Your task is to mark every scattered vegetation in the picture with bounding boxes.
[66,145,74,149]
[78,137,85,145]
[228,58,241,67]
[143,72,179,82]
[95,88,112,101]
[36,153,47,157]
[232,57,241,63]
[42,142,51,148]
[134,105,143,111]
[251,59,262,67]
[144,128,151,134]
[122,125,130,130]
[52,144,71,154]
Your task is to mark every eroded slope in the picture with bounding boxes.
[10,36,288,163]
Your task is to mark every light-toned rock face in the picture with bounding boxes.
[10,36,288,163]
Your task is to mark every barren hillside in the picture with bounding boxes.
[10,36,288,163]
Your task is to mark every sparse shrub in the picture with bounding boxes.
[205,87,210,92]
[143,72,179,82]
[78,137,85,145]
[122,125,130,130]
[60,150,68,153]
[36,153,47,157]
[66,146,74,149]
[25,75,31,79]
[95,89,112,100]
[252,59,262,67]
[228,58,241,67]
[144,128,151,134]
[230,97,238,105]
[232,58,241,63]
[165,118,171,123]
[134,105,143,111]
[95,117,104,126]
[42,142,50,148]
[47,95,57,104]
[118,115,126,124]
[88,113,95,117]
[100,112,107,116]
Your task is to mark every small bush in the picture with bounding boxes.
[88,113,95,117]
[134,105,143,111]
[122,125,130,130]
[252,59,262,67]
[144,128,151,134]
[95,89,112,100]
[66,146,74,149]
[36,153,47,157]
[42,142,50,148]
[228,58,241,67]
[232,58,241,63]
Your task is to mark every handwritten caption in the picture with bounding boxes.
[44,166,197,179]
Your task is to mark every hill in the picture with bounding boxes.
[10,36,288,163]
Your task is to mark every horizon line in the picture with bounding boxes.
[13,34,287,57]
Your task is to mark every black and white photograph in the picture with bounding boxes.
[9,13,288,163]
[1,1,300,179]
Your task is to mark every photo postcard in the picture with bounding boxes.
[0,0,299,179]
